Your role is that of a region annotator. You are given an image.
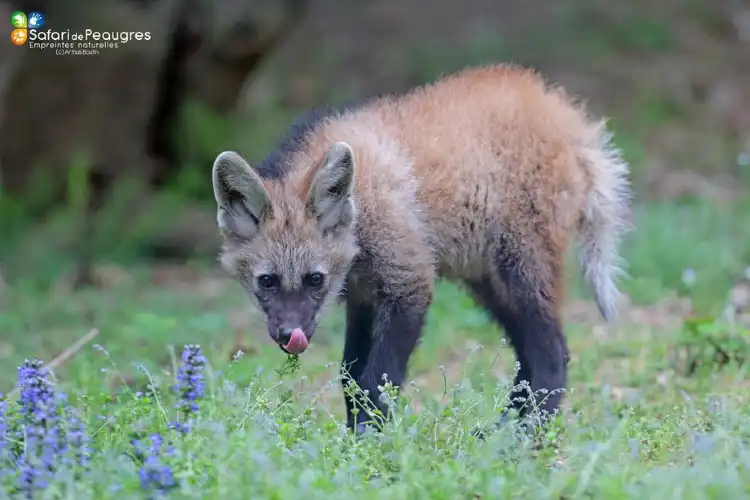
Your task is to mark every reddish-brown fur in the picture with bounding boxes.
[212,63,632,433]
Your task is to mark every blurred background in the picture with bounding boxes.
[0,0,749,391]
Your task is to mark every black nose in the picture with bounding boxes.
[277,327,294,345]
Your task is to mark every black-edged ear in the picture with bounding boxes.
[212,151,273,240]
[305,142,357,234]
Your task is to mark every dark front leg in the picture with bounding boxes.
[341,300,374,430]
[349,296,430,435]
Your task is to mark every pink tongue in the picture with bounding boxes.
[283,328,308,354]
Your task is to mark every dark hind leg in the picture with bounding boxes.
[468,258,569,424]
[467,280,533,419]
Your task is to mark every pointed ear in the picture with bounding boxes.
[212,151,273,240]
[306,142,357,234]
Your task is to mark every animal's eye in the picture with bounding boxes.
[305,272,324,288]
[257,274,278,290]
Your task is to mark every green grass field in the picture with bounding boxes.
[1,194,750,498]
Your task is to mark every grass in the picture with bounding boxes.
[2,125,750,498]
[1,193,750,497]
[2,111,750,499]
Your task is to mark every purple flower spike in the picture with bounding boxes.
[0,394,8,475]
[18,360,56,427]
[4,359,92,497]
[16,360,62,497]
[65,410,90,469]
[136,433,175,495]
[172,345,206,433]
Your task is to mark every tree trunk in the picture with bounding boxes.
[0,0,307,203]
[0,0,308,282]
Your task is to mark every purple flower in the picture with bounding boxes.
[1,394,8,474]
[171,345,206,434]
[168,421,190,435]
[14,360,92,495]
[16,360,63,497]
[63,410,90,469]
[18,360,56,427]
[134,433,175,495]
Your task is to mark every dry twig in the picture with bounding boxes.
[5,328,101,400]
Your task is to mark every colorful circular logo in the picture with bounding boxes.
[10,28,27,45]
[28,12,44,29]
[10,11,27,28]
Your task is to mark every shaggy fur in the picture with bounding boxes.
[211,63,633,433]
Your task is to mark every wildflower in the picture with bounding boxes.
[171,345,206,434]
[134,434,175,495]
[18,360,56,427]
[167,421,190,435]
[1,394,7,473]
[16,359,64,497]
[64,410,90,469]
[681,268,696,288]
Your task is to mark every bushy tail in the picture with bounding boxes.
[576,121,633,322]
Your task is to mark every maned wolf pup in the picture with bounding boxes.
[211,64,632,434]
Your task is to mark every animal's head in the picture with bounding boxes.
[211,142,359,353]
